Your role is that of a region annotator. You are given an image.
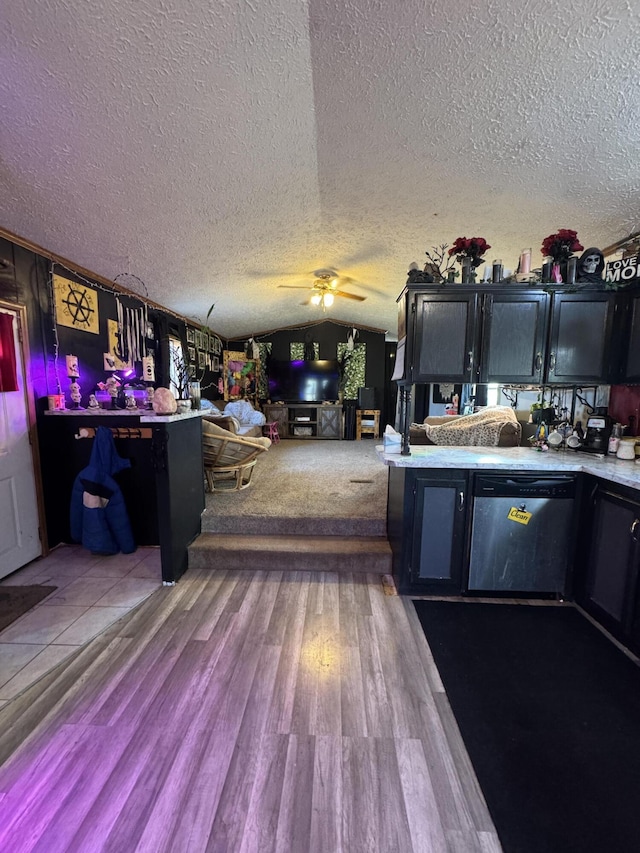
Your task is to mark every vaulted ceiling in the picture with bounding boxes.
[1,0,639,339]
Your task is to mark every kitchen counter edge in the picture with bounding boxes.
[376,445,640,490]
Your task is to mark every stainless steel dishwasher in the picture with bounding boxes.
[467,474,576,594]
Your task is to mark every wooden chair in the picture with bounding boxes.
[202,418,271,491]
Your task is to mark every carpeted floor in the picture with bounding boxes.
[203,439,388,523]
[414,600,640,853]
[0,586,57,633]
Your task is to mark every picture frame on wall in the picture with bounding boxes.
[223,350,259,401]
[188,346,196,364]
[212,355,219,372]
[198,350,206,369]
[195,330,202,350]
[208,336,215,353]
[186,327,195,344]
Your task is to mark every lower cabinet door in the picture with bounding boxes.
[579,487,640,644]
[411,474,467,593]
[317,406,342,438]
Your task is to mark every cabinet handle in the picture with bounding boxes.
[535,351,543,371]
[631,519,640,542]
[549,351,556,371]
[458,491,465,511]
[466,351,473,374]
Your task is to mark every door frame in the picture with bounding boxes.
[0,298,48,556]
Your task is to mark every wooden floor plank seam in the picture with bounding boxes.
[0,568,502,853]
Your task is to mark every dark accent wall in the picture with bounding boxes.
[1,233,224,551]
[0,235,224,414]
[229,319,387,399]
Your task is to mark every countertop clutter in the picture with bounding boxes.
[376,444,640,490]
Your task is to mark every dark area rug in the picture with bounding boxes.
[0,586,57,633]
[414,601,640,853]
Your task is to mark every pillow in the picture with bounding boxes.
[224,400,266,425]
[200,399,223,414]
[423,406,520,446]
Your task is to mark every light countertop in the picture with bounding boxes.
[376,444,640,490]
[44,408,207,424]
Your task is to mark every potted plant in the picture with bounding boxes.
[170,346,195,411]
[530,393,555,424]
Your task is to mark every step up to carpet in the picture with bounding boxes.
[189,533,392,574]
[200,512,386,538]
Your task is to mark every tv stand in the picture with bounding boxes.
[263,403,342,439]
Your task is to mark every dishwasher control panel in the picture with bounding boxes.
[473,475,576,500]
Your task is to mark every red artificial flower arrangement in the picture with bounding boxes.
[448,236,491,267]
[541,229,584,262]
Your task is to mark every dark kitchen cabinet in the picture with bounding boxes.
[387,467,468,594]
[480,291,549,383]
[398,283,622,388]
[411,291,479,383]
[576,481,640,651]
[619,289,640,383]
[546,291,616,383]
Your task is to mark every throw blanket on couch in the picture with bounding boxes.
[413,406,520,446]
[224,400,266,426]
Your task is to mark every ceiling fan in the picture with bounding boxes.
[277,271,366,309]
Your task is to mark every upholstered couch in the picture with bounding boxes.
[410,406,521,447]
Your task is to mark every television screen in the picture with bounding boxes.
[268,360,340,402]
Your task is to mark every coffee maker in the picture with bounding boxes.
[581,407,613,453]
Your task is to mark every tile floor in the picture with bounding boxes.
[0,545,162,709]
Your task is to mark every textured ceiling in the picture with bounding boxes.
[1,0,639,340]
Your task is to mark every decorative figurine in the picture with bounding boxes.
[125,393,137,409]
[105,375,120,409]
[577,247,605,283]
[407,262,435,284]
[70,379,82,409]
[88,393,100,409]
[146,386,155,409]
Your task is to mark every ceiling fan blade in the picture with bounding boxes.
[335,290,366,301]
[277,284,314,290]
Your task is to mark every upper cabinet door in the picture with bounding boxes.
[411,292,479,383]
[480,291,549,384]
[621,291,640,383]
[546,292,616,383]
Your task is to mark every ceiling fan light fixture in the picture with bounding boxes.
[323,292,334,307]
[310,293,322,306]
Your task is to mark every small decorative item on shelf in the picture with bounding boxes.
[515,249,537,283]
[69,379,82,409]
[577,248,605,283]
[152,387,178,415]
[540,229,584,283]
[96,375,121,409]
[529,420,549,451]
[408,244,459,284]
[66,354,82,409]
[448,237,491,284]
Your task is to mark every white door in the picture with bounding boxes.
[0,306,41,578]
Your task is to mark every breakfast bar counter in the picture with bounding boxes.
[377,444,640,490]
[40,410,206,583]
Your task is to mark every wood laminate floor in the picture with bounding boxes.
[0,569,501,852]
